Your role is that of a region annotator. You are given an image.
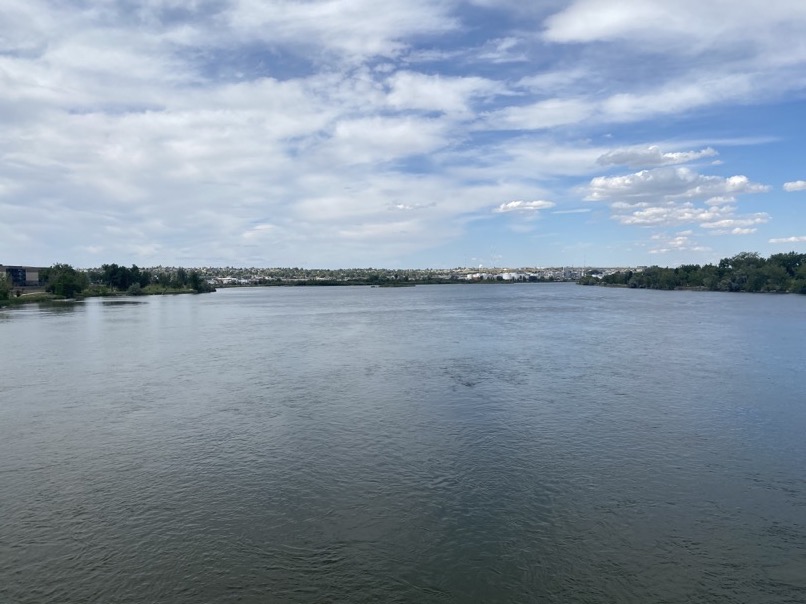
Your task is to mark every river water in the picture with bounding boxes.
[1,283,805,603]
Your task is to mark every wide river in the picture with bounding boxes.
[1,283,805,603]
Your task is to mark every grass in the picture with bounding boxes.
[0,292,60,307]
[1,285,204,307]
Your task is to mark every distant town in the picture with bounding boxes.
[5,251,804,300]
[1,263,639,290]
[194,265,640,286]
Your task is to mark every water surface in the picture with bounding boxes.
[1,284,805,602]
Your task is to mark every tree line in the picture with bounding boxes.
[579,252,806,294]
[37,263,213,298]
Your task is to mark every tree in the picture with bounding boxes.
[0,271,10,300]
[45,263,87,298]
[127,282,145,296]
[769,252,804,277]
[173,267,188,288]
[189,270,202,292]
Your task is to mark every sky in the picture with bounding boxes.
[2,0,806,269]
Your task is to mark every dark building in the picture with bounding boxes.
[1,265,43,287]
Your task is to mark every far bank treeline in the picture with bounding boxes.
[33,263,213,299]
[579,252,806,294]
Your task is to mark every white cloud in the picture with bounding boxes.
[769,236,806,243]
[242,224,276,240]
[386,71,497,116]
[706,195,736,205]
[612,202,723,226]
[609,200,770,231]
[0,0,803,268]
[597,146,717,168]
[783,180,806,191]
[648,230,710,254]
[484,98,594,131]
[476,37,529,63]
[322,115,449,164]
[700,216,769,230]
[599,74,759,124]
[543,0,806,55]
[587,167,769,202]
[495,200,556,213]
[227,0,458,61]
[538,0,806,129]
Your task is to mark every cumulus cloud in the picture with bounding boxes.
[609,201,770,231]
[783,180,806,192]
[495,200,556,213]
[612,202,723,226]
[769,236,806,243]
[587,167,769,202]
[597,146,718,168]
[649,231,710,254]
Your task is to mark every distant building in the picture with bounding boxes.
[0,265,44,287]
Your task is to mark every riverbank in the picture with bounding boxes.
[0,287,208,308]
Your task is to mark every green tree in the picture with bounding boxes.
[0,271,10,300]
[768,252,804,277]
[173,267,188,288]
[45,263,87,298]
[189,270,202,292]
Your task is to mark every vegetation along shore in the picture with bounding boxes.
[578,252,806,294]
[2,252,804,307]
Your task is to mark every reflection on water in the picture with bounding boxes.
[100,299,149,305]
[1,285,805,603]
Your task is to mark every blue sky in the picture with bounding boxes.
[2,0,806,269]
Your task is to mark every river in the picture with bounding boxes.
[1,283,805,602]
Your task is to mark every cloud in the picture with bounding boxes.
[242,223,276,240]
[609,200,770,231]
[597,146,717,168]
[495,200,556,213]
[648,230,710,254]
[612,202,724,226]
[322,115,450,164]
[769,236,806,243]
[386,71,498,116]
[484,98,594,131]
[226,0,459,61]
[0,0,803,268]
[388,201,435,211]
[783,180,806,191]
[705,195,736,205]
[476,37,529,63]
[536,0,806,130]
[542,0,806,55]
[700,216,769,230]
[587,167,769,202]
